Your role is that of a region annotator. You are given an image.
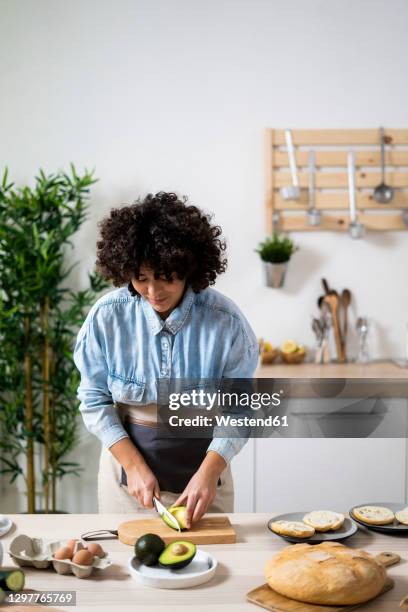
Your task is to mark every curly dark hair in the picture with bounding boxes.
[96,192,227,295]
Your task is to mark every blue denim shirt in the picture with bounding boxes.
[73,284,259,464]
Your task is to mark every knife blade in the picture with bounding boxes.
[153,496,181,532]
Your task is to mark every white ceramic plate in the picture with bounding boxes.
[0,515,13,537]
[128,549,217,589]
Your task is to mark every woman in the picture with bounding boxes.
[74,192,258,524]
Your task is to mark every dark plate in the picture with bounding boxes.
[268,511,357,544]
[349,501,408,534]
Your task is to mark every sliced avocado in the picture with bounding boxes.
[158,540,196,569]
[162,506,188,531]
[135,533,165,566]
[0,568,25,592]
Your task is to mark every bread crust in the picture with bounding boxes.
[264,541,387,605]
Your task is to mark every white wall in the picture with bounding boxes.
[1,0,408,513]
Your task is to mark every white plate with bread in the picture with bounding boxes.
[268,510,357,544]
[350,501,408,533]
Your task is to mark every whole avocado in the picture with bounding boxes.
[135,533,165,566]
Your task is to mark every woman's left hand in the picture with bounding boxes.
[173,451,226,528]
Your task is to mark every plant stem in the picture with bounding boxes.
[50,374,56,512]
[23,316,35,514]
[41,298,50,513]
[52,465,56,512]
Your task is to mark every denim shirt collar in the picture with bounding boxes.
[141,285,195,335]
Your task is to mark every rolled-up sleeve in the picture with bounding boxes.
[73,311,129,449]
[207,323,259,464]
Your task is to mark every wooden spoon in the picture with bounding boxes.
[341,288,352,337]
[321,278,338,297]
[323,293,345,363]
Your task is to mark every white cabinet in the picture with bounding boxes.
[255,437,407,513]
[231,439,255,512]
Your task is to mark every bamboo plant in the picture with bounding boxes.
[0,166,107,513]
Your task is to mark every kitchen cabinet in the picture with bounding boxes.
[255,437,406,512]
[231,439,255,512]
[253,361,408,512]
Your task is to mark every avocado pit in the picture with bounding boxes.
[171,543,189,556]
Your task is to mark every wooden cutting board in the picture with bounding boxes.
[246,552,399,612]
[118,515,236,546]
[247,579,394,612]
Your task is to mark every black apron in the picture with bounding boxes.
[120,415,221,493]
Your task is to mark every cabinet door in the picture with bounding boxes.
[231,439,255,512]
[255,437,406,513]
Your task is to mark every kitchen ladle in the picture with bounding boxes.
[307,150,321,226]
[280,129,300,200]
[347,151,365,239]
[373,127,394,204]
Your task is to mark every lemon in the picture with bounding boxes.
[263,342,274,351]
[281,340,298,354]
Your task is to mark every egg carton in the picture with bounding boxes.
[9,534,112,579]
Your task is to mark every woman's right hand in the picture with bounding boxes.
[125,462,161,508]
[109,438,160,508]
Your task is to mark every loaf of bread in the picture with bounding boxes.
[264,541,387,605]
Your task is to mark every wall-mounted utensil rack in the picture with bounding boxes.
[265,128,408,232]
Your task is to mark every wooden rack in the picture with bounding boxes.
[265,128,408,232]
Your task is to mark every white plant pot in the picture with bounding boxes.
[263,261,288,288]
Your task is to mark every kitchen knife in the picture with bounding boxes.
[153,496,181,532]
[80,496,181,540]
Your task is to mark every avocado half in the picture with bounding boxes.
[158,540,196,569]
[162,506,188,531]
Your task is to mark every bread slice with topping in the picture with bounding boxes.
[270,520,315,538]
[353,505,394,525]
[395,507,408,525]
[303,510,345,532]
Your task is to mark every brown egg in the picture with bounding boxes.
[66,538,78,552]
[54,546,73,560]
[86,543,105,558]
[72,549,94,566]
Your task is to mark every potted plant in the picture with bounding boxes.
[0,166,108,513]
[255,233,298,288]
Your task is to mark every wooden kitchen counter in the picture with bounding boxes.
[1,513,408,611]
[257,360,408,379]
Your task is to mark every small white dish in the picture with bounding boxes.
[128,549,217,589]
[0,515,13,537]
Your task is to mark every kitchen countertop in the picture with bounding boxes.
[1,513,408,611]
[257,360,408,378]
